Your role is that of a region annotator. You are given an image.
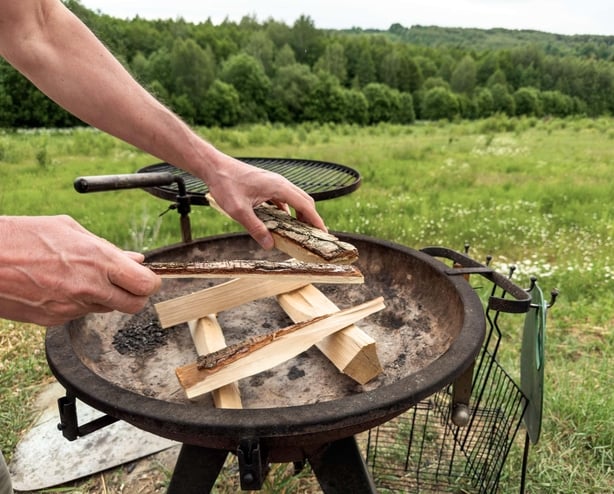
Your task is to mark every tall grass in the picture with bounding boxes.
[0,117,612,493]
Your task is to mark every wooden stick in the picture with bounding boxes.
[146,259,363,283]
[155,278,309,328]
[206,194,358,264]
[277,285,383,384]
[176,297,385,399]
[188,316,243,408]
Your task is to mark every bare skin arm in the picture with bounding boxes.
[0,0,326,248]
[0,1,327,325]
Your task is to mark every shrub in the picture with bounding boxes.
[421,87,460,121]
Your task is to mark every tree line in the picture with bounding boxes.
[0,0,613,128]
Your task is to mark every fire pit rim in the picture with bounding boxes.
[45,232,485,444]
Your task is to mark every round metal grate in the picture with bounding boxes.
[138,158,361,205]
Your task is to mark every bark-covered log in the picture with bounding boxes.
[146,259,363,282]
[254,203,359,264]
[206,194,359,264]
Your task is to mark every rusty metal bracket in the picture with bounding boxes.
[237,438,270,490]
[57,393,118,441]
[421,246,532,314]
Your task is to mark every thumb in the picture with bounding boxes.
[123,251,146,262]
[240,210,274,250]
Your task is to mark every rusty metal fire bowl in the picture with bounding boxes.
[45,233,485,460]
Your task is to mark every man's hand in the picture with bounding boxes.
[0,215,161,326]
[204,153,327,249]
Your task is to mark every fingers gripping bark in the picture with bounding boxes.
[205,158,327,249]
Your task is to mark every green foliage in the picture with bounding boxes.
[491,82,516,115]
[379,46,423,93]
[343,88,370,125]
[202,80,241,127]
[514,86,543,116]
[0,2,613,128]
[268,63,318,123]
[244,31,276,76]
[220,53,271,123]
[450,54,478,95]
[169,38,216,119]
[396,92,416,124]
[303,72,347,123]
[421,86,460,120]
[314,41,347,84]
[363,83,399,124]
[475,87,495,117]
[289,15,325,66]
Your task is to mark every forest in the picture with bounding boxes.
[0,0,613,128]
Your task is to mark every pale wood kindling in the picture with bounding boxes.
[176,297,386,399]
[277,284,383,384]
[187,315,242,408]
[157,196,383,398]
[155,278,309,328]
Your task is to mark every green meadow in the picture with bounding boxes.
[0,116,612,493]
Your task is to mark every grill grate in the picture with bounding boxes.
[366,262,550,493]
[138,158,361,205]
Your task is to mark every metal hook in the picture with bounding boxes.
[528,276,537,292]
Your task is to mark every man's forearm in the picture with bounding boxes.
[0,0,217,181]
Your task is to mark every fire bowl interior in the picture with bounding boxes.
[46,233,484,451]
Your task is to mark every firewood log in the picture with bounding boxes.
[155,278,310,329]
[188,315,242,408]
[176,297,385,399]
[146,259,363,282]
[277,284,383,384]
[206,194,359,264]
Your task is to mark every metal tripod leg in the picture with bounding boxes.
[167,444,228,494]
[308,436,377,494]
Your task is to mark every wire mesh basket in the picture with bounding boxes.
[365,247,555,493]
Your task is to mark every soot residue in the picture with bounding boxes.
[287,366,305,380]
[113,311,180,355]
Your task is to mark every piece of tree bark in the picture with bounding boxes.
[155,278,309,328]
[277,284,383,384]
[176,296,385,399]
[206,194,359,264]
[146,259,363,282]
[188,315,242,408]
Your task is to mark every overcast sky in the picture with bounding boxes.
[78,0,613,36]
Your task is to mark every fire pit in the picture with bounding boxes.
[46,232,487,493]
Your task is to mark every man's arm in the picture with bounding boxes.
[0,0,325,248]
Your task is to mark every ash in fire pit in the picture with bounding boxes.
[113,310,182,355]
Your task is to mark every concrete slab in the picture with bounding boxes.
[9,381,178,492]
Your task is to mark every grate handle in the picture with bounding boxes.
[73,172,192,242]
[74,172,177,193]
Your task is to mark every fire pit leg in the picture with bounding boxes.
[166,444,228,494]
[307,436,377,494]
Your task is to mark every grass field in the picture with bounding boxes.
[0,116,612,493]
